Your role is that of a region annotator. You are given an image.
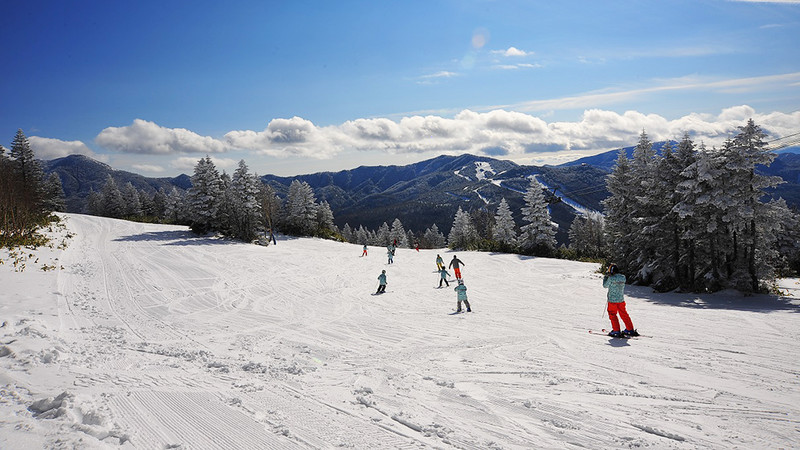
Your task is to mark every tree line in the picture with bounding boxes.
[0,130,65,247]
[568,119,800,293]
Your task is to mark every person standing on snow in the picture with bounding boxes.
[376,270,387,294]
[438,266,451,288]
[454,279,471,312]
[449,255,465,279]
[436,254,444,271]
[603,264,638,337]
[387,247,394,264]
[361,244,368,257]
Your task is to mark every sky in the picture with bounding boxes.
[2,0,800,177]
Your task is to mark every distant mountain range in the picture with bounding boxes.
[42,145,800,246]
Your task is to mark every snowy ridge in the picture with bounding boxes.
[1,213,799,449]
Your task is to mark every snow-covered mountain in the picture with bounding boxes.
[1,214,798,448]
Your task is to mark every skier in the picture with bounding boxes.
[436,254,444,271]
[387,243,396,256]
[449,255,465,279]
[415,241,420,252]
[361,244,368,257]
[268,228,277,245]
[454,279,471,312]
[387,247,394,264]
[438,266,451,288]
[602,264,638,337]
[376,270,387,294]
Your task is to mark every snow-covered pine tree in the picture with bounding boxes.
[316,201,336,237]
[724,119,785,291]
[186,156,224,234]
[389,218,407,247]
[86,189,102,216]
[152,188,168,219]
[355,225,369,245]
[341,223,354,243]
[121,182,143,218]
[448,206,479,250]
[42,173,66,213]
[139,190,155,218]
[100,175,125,219]
[376,222,390,246]
[568,212,605,259]
[423,224,446,248]
[492,198,517,246]
[284,180,318,236]
[164,187,187,224]
[519,178,557,255]
[227,160,263,241]
[407,229,417,249]
[603,149,637,274]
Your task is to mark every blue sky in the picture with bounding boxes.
[2,0,799,177]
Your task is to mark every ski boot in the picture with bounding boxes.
[607,330,624,338]
[623,329,639,337]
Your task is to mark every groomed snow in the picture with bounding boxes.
[1,213,798,449]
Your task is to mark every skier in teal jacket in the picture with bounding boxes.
[376,270,387,294]
[438,267,451,287]
[602,264,638,337]
[454,279,471,312]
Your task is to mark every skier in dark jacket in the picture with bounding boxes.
[449,255,465,279]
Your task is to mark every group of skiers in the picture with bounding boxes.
[368,245,638,336]
[368,244,472,313]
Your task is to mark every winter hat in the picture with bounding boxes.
[608,264,618,275]
[382,270,386,273]
[458,279,464,285]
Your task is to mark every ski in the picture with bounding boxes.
[588,329,628,338]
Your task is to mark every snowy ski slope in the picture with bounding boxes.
[1,213,798,449]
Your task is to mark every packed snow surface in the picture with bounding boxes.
[1,213,799,449]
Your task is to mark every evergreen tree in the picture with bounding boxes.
[376,222,390,246]
[100,175,125,218]
[152,188,168,219]
[139,190,155,217]
[389,218,407,247]
[121,182,143,218]
[285,180,318,235]
[568,212,605,259]
[423,224,447,248]
[492,198,517,245]
[355,225,369,245]
[186,156,224,234]
[42,173,66,213]
[227,160,263,241]
[316,201,336,236]
[448,207,479,250]
[257,183,282,236]
[341,223,354,243]
[165,187,187,224]
[603,149,637,273]
[10,129,44,191]
[86,189,103,216]
[519,178,557,254]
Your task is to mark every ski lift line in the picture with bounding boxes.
[767,131,800,143]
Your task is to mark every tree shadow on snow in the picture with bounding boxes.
[113,230,299,247]
[625,285,800,313]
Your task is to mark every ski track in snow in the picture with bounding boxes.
[1,213,799,449]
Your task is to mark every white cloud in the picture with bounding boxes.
[96,119,229,154]
[421,71,459,79]
[224,106,800,162]
[493,47,532,57]
[28,136,100,160]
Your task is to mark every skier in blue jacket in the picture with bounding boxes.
[602,264,638,337]
[454,279,471,312]
[376,270,387,294]
[438,267,451,287]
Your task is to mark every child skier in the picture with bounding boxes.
[387,247,394,264]
[449,255,465,279]
[362,244,368,257]
[438,266,451,287]
[376,270,387,294]
[602,264,638,337]
[454,279,471,312]
[436,254,444,271]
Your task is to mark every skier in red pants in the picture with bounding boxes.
[602,264,639,337]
